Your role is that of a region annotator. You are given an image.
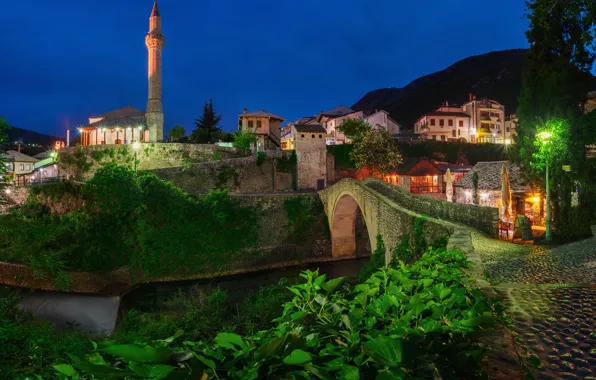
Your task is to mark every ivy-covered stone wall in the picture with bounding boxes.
[58,143,246,181]
[149,156,295,195]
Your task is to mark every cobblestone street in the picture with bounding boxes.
[472,231,596,379]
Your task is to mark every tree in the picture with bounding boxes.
[191,99,222,143]
[169,125,186,141]
[350,128,402,176]
[0,117,10,202]
[515,0,596,235]
[337,118,371,141]
[233,130,257,150]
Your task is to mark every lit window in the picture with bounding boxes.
[411,175,439,193]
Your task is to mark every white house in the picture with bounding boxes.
[364,110,401,135]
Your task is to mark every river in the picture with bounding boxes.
[17,256,369,335]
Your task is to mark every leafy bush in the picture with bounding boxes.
[232,130,257,150]
[0,164,258,278]
[256,152,266,167]
[0,287,91,380]
[54,248,501,379]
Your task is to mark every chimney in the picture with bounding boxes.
[18,144,21,153]
[446,101,449,107]
[66,130,70,147]
[243,108,247,114]
[469,93,473,102]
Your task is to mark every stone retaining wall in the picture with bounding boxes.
[149,156,295,195]
[58,143,246,180]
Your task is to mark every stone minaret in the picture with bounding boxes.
[145,0,165,142]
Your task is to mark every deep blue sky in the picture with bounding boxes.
[1,0,530,138]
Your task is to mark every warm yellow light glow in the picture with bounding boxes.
[480,192,489,200]
[465,190,472,198]
[132,141,141,150]
[533,196,540,203]
[505,139,511,145]
[4,188,11,195]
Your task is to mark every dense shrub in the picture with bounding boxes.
[0,287,91,380]
[53,248,502,379]
[0,164,258,279]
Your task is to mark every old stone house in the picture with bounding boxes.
[238,109,283,152]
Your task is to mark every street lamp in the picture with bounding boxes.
[537,130,552,242]
[132,141,141,172]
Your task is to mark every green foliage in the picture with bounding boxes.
[57,248,501,379]
[232,130,257,150]
[327,144,355,169]
[0,287,92,379]
[284,196,315,241]
[0,164,258,278]
[350,128,403,176]
[556,206,593,242]
[169,125,186,140]
[215,165,239,189]
[275,150,297,172]
[337,118,371,141]
[357,235,387,283]
[118,280,293,343]
[190,99,222,143]
[531,119,572,172]
[213,150,221,161]
[256,152,266,167]
[29,181,81,201]
[515,0,596,239]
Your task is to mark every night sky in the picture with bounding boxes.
[1,0,530,138]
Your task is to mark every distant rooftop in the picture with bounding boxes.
[91,106,146,120]
[240,110,284,121]
[293,124,326,134]
[6,150,38,162]
[455,161,531,193]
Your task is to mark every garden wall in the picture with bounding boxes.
[364,178,499,237]
[58,143,247,181]
[149,156,295,195]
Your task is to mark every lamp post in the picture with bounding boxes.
[537,131,552,242]
[132,141,141,172]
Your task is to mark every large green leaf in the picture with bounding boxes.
[322,277,345,294]
[283,349,312,365]
[258,335,287,358]
[53,364,79,379]
[337,365,360,380]
[128,362,175,379]
[363,336,402,367]
[103,344,172,364]
[193,352,216,370]
[214,332,248,351]
[67,354,133,377]
[439,288,452,300]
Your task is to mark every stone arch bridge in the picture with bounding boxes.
[318,178,499,263]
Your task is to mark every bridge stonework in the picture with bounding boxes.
[319,178,456,264]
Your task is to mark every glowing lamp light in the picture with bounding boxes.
[533,196,540,203]
[480,192,489,200]
[132,141,141,150]
[537,131,552,140]
[50,151,57,158]
[4,188,11,195]
[465,190,472,198]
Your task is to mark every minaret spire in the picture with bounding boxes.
[151,0,160,17]
[145,0,165,142]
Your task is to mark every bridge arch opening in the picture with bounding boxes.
[331,194,372,257]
